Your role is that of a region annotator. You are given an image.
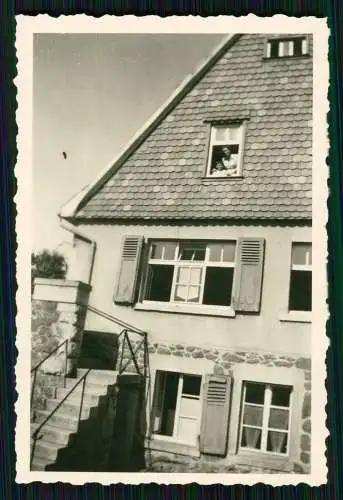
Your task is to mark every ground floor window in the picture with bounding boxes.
[239,382,292,455]
[152,370,202,446]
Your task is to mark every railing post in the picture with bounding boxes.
[30,369,37,408]
[143,333,147,380]
[126,334,141,375]
[119,330,126,374]
[30,435,36,469]
[30,368,92,470]
[77,373,87,430]
[64,339,69,388]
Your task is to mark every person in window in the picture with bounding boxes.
[210,146,238,177]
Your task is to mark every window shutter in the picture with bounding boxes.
[199,375,232,456]
[232,237,265,313]
[114,236,144,305]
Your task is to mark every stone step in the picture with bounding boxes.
[55,387,103,406]
[76,368,118,385]
[45,398,96,419]
[31,422,72,447]
[34,410,79,431]
[64,377,110,395]
[30,456,50,471]
[33,440,61,462]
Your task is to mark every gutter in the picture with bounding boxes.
[59,217,96,285]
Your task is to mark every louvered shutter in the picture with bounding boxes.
[199,375,232,456]
[114,236,144,305]
[232,237,265,313]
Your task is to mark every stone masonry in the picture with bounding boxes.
[31,279,91,412]
[121,338,311,473]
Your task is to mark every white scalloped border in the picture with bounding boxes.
[14,14,329,486]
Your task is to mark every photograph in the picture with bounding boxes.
[15,16,329,485]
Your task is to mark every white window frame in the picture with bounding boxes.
[238,382,293,457]
[227,364,305,468]
[206,123,245,178]
[265,36,309,59]
[152,370,203,444]
[142,240,236,309]
[288,242,312,313]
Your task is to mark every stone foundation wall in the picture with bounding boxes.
[31,280,91,412]
[300,374,311,470]
[123,339,311,473]
[144,450,295,474]
[31,373,65,413]
[31,299,87,375]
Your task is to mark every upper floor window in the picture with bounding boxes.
[114,236,265,315]
[265,36,309,59]
[206,123,245,178]
[144,240,236,307]
[288,242,312,312]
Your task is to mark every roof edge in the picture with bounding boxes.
[64,216,312,227]
[59,34,241,219]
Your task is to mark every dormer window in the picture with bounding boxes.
[265,36,309,59]
[206,123,245,178]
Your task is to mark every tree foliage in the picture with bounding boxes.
[32,250,68,291]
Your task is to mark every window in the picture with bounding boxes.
[116,235,265,313]
[265,37,309,59]
[206,124,244,178]
[239,382,293,455]
[144,240,236,307]
[288,243,312,312]
[152,371,202,446]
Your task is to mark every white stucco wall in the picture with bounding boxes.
[70,223,311,357]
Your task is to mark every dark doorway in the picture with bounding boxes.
[78,331,119,370]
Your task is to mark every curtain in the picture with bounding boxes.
[269,431,287,453]
[243,427,261,449]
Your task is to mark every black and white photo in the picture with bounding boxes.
[15,15,329,485]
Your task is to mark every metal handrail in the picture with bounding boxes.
[85,304,148,378]
[31,339,68,373]
[47,301,145,336]
[30,368,91,468]
[86,304,146,336]
[30,303,147,406]
[31,339,69,407]
[119,333,145,376]
[30,303,150,469]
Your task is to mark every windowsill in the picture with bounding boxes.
[279,311,312,323]
[262,54,310,61]
[146,436,200,458]
[135,301,236,318]
[232,449,293,472]
[202,176,244,181]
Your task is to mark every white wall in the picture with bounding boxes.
[71,223,311,357]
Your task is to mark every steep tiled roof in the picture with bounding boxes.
[69,34,312,222]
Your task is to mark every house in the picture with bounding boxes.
[32,33,313,473]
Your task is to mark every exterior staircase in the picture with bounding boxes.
[30,305,149,472]
[31,368,137,471]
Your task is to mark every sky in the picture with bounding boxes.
[33,33,225,254]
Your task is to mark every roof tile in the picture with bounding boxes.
[75,34,312,222]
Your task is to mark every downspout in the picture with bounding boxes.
[59,217,96,285]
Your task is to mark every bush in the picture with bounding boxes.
[32,250,68,293]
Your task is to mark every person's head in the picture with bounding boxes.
[222,146,232,158]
